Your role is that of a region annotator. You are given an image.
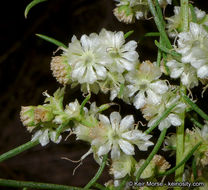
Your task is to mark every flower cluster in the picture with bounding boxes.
[176,22,208,80]
[51,29,139,99]
[166,6,208,38]
[113,0,172,24]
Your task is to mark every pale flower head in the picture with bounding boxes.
[64,33,109,84]
[99,29,138,73]
[75,112,153,160]
[126,61,168,109]
[177,22,208,79]
[50,56,71,85]
[142,90,186,131]
[113,0,149,23]
[134,155,170,178]
[167,59,199,88]
[110,153,134,179]
[166,6,208,38]
[185,122,208,167]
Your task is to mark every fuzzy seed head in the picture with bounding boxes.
[50,56,71,85]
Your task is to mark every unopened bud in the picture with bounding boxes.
[50,56,71,85]
[34,105,54,124]
[153,154,171,172]
[113,6,134,24]
[20,106,35,126]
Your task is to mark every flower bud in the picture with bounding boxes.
[113,6,134,24]
[34,105,54,124]
[153,154,171,173]
[20,106,35,126]
[50,56,71,85]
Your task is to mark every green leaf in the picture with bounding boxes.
[124,30,134,39]
[155,40,181,58]
[24,0,48,18]
[182,94,208,121]
[144,32,160,37]
[36,34,68,48]
[189,4,197,23]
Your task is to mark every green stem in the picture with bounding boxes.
[147,0,172,49]
[117,175,129,190]
[0,178,83,190]
[175,86,186,184]
[182,94,208,121]
[159,142,202,176]
[156,38,162,67]
[175,0,189,184]
[192,156,197,180]
[80,94,91,116]
[136,128,167,181]
[84,154,108,189]
[180,0,189,32]
[145,103,177,134]
[94,183,109,190]
[0,140,39,163]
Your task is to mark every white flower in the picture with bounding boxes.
[75,112,153,160]
[113,0,149,23]
[53,99,81,124]
[126,61,168,109]
[99,29,138,73]
[177,22,208,79]
[114,0,171,23]
[64,34,109,84]
[166,6,207,38]
[31,129,62,146]
[167,59,198,88]
[141,90,186,131]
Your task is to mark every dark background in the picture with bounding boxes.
[0,0,208,189]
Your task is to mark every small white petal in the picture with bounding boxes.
[133,91,146,109]
[170,67,184,78]
[98,141,112,156]
[111,143,120,159]
[120,115,134,132]
[39,130,50,146]
[168,113,181,126]
[50,131,62,144]
[110,112,121,130]
[31,130,42,141]
[158,119,171,131]
[149,81,168,94]
[99,114,110,126]
[122,40,137,51]
[197,65,208,79]
[118,139,135,155]
[84,66,97,84]
[146,89,161,105]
